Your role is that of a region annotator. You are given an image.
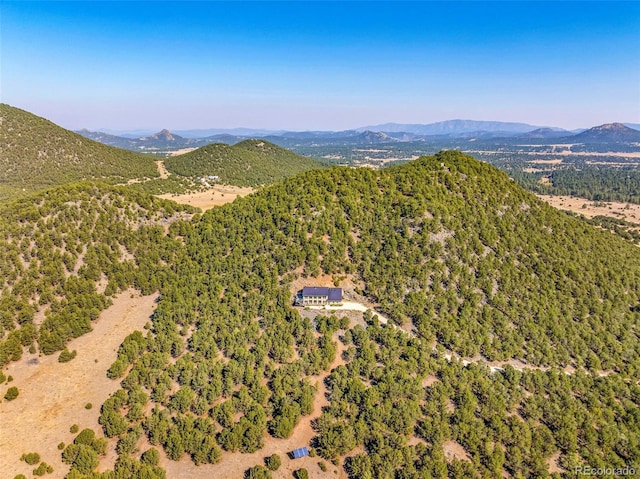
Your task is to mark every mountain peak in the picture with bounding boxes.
[592,123,629,131]
[572,123,640,143]
[145,129,180,141]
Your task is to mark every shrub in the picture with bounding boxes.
[21,452,40,465]
[4,386,19,401]
[85,403,92,410]
[141,448,160,466]
[265,453,281,471]
[58,349,77,363]
[70,424,79,434]
[293,469,309,479]
[57,442,65,450]
[33,462,50,476]
[14,475,27,479]
[245,465,271,479]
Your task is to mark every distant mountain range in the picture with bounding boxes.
[97,127,284,138]
[516,128,570,139]
[77,128,222,151]
[77,120,640,153]
[356,119,568,135]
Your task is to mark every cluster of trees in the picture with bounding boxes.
[581,215,640,244]
[512,166,640,204]
[61,427,165,479]
[18,451,53,477]
[98,284,336,468]
[125,176,194,196]
[62,428,107,474]
[0,184,195,366]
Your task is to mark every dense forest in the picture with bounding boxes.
[25,151,635,478]
[511,166,640,204]
[163,139,325,187]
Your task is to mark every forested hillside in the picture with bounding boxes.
[0,104,159,201]
[163,139,325,186]
[82,152,640,478]
[0,184,195,366]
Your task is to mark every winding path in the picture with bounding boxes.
[156,160,170,179]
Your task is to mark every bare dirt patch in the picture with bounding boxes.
[158,185,255,211]
[422,374,439,387]
[166,148,198,157]
[547,451,564,474]
[529,159,563,165]
[537,194,640,224]
[0,289,157,479]
[443,439,471,462]
[156,160,170,179]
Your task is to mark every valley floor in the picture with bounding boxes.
[537,194,640,225]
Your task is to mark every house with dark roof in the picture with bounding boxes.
[296,286,342,306]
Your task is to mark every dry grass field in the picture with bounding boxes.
[0,290,157,479]
[158,185,255,211]
[537,194,640,225]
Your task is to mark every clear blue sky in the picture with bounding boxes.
[1,1,639,131]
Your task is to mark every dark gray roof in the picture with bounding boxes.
[328,288,342,301]
[302,287,342,301]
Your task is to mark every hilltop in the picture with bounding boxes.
[516,127,569,139]
[0,104,159,201]
[163,138,325,186]
[569,122,640,143]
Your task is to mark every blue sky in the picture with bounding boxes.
[1,1,639,131]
